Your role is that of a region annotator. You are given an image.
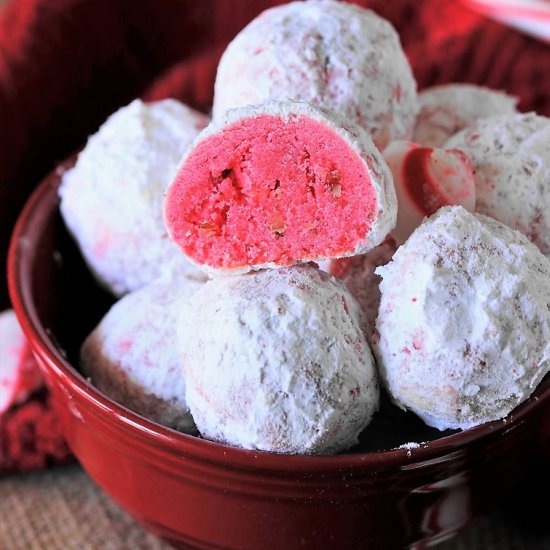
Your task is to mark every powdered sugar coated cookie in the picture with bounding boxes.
[179,264,379,454]
[445,112,550,256]
[413,84,518,147]
[0,310,44,415]
[382,140,476,245]
[164,101,396,274]
[373,206,550,430]
[81,275,205,432]
[213,0,418,150]
[59,98,209,296]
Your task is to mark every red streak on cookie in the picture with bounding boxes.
[403,147,475,215]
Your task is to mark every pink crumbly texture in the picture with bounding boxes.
[328,237,397,343]
[165,113,378,272]
[0,309,43,415]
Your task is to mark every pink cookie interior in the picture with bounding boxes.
[165,114,377,270]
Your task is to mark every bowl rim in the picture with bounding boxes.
[8,167,550,474]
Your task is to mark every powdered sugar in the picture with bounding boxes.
[0,309,43,414]
[413,84,518,147]
[81,275,204,432]
[178,264,379,454]
[327,237,397,343]
[213,0,418,150]
[59,99,209,296]
[444,112,550,256]
[382,140,476,245]
[373,206,550,430]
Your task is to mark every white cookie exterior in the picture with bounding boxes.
[81,275,205,433]
[178,265,379,455]
[445,112,550,256]
[413,84,518,147]
[59,99,209,297]
[0,309,43,414]
[165,100,397,275]
[373,206,550,431]
[213,0,418,150]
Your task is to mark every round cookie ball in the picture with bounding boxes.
[445,113,550,256]
[164,100,396,274]
[179,264,379,455]
[59,98,209,296]
[413,84,518,147]
[81,275,205,432]
[373,206,550,431]
[213,0,418,150]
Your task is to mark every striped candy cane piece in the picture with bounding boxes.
[462,0,550,43]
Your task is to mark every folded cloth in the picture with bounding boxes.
[1,0,549,474]
[0,308,69,475]
[0,391,72,474]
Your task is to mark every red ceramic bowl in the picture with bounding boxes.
[8,162,550,550]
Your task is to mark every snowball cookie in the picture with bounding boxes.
[373,206,550,431]
[59,98,209,297]
[383,140,475,245]
[413,84,518,147]
[212,0,418,150]
[164,101,396,274]
[179,264,379,455]
[0,309,44,415]
[81,275,205,432]
[445,113,550,256]
[327,237,397,344]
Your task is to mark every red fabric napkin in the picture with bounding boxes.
[0,391,72,474]
[1,0,549,474]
